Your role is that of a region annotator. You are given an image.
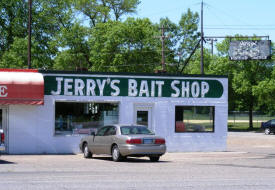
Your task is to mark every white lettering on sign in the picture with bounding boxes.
[64,78,73,96]
[171,80,180,97]
[139,80,149,97]
[51,77,122,96]
[86,79,96,96]
[110,80,120,96]
[0,85,8,97]
[51,77,63,95]
[75,79,85,96]
[191,82,200,98]
[182,82,190,97]
[151,81,155,97]
[170,80,210,98]
[128,79,138,96]
[128,79,164,97]
[96,79,106,96]
[156,81,164,97]
[201,82,209,98]
[50,77,213,98]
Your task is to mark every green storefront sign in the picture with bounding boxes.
[44,75,224,98]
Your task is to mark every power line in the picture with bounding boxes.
[202,1,272,36]
[205,27,275,30]
[101,63,159,68]
[205,3,250,27]
[205,24,275,27]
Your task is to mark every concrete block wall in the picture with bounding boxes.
[7,78,228,154]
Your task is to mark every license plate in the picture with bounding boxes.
[143,139,153,144]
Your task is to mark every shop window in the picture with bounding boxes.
[175,106,214,133]
[55,102,119,135]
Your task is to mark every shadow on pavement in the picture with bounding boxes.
[90,156,170,163]
[0,159,16,164]
[200,163,275,170]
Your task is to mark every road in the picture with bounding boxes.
[1,132,275,190]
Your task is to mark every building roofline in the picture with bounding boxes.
[0,68,38,72]
[38,69,228,78]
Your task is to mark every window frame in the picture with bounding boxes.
[96,127,109,136]
[53,100,120,136]
[104,126,117,136]
[174,105,215,133]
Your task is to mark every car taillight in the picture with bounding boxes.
[126,139,142,144]
[1,133,4,143]
[155,139,165,144]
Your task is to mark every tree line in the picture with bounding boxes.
[1,0,275,128]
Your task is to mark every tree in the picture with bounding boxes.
[52,0,140,70]
[253,56,275,115]
[71,0,140,27]
[184,48,212,74]
[88,18,159,72]
[108,0,140,21]
[0,0,28,55]
[210,37,274,129]
[177,8,200,73]
[53,23,91,70]
[156,17,180,72]
[149,9,200,73]
[178,9,200,59]
[0,37,53,69]
[0,0,72,69]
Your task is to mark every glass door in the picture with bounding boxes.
[134,105,153,130]
[136,111,149,126]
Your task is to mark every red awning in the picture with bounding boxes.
[0,69,44,105]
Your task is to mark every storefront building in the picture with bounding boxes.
[0,69,228,154]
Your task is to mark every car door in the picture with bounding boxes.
[271,120,275,128]
[90,126,109,154]
[103,126,117,154]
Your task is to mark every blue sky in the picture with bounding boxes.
[133,0,275,42]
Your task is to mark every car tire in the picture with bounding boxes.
[83,143,92,158]
[265,128,271,135]
[112,145,123,162]
[149,156,160,162]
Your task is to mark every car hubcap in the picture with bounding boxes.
[113,148,119,160]
[84,146,88,156]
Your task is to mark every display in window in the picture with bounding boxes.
[175,106,214,132]
[55,102,118,135]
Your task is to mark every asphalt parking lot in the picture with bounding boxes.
[1,132,275,190]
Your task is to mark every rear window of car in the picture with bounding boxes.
[120,126,154,135]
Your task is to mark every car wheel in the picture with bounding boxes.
[83,143,92,158]
[265,128,271,135]
[149,156,160,162]
[112,145,123,162]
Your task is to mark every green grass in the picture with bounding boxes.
[228,116,274,121]
[228,122,262,132]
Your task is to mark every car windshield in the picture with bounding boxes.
[120,126,154,135]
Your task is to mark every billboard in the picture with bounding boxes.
[229,40,271,60]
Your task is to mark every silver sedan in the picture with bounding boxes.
[79,124,166,162]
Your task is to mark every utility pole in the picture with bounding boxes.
[155,25,169,73]
[200,0,204,74]
[206,38,217,56]
[28,0,32,69]
[161,26,166,71]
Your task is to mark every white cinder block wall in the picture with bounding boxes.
[7,78,228,154]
